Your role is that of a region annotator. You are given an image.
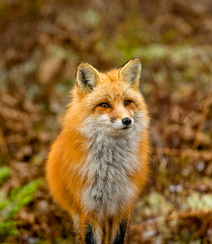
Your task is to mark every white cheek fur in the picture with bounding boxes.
[80,114,111,137]
[80,111,147,137]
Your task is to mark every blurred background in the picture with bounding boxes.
[0,0,212,243]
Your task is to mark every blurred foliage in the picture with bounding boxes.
[0,167,41,239]
[0,0,212,243]
[0,166,11,184]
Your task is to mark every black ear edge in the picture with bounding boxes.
[120,56,141,69]
[75,61,88,79]
[118,56,142,86]
[75,61,100,92]
[131,56,141,61]
[77,61,88,67]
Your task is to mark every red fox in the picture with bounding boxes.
[46,57,150,244]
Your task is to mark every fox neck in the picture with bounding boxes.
[81,129,142,177]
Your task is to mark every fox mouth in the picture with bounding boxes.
[117,126,130,130]
[112,126,130,131]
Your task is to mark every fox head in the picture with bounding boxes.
[67,57,149,138]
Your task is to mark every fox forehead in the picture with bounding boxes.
[90,70,139,101]
[99,69,136,88]
[100,69,119,82]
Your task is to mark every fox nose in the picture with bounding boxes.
[122,117,131,125]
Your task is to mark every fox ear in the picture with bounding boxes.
[76,62,100,93]
[119,56,142,88]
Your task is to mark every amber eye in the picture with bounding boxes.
[100,103,110,108]
[124,100,131,106]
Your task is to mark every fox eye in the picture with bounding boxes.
[124,100,131,106]
[100,103,110,108]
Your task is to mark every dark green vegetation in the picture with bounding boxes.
[0,0,212,243]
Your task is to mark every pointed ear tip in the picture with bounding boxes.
[77,61,88,69]
[132,56,140,60]
[131,56,141,62]
[76,62,88,79]
[131,57,142,71]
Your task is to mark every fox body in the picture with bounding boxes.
[46,57,150,244]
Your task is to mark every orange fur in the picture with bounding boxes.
[46,57,150,244]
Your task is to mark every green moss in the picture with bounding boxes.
[0,167,11,184]
[0,220,18,238]
[0,178,42,240]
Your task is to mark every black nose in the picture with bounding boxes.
[122,117,131,125]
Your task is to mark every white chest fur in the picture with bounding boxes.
[80,133,141,217]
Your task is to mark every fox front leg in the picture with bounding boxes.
[84,223,103,244]
[110,218,129,244]
[114,220,128,244]
[84,225,96,244]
